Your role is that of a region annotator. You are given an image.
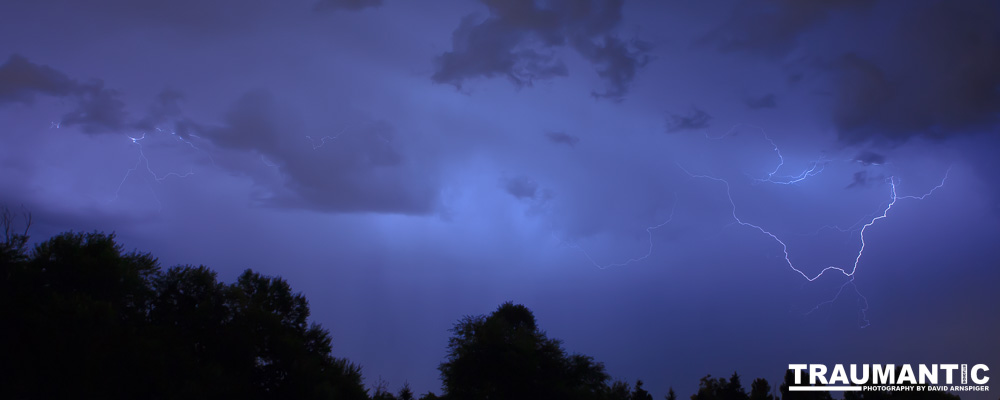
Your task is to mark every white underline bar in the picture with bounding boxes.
[789,386,862,391]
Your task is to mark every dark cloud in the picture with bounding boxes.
[0,54,80,103]
[844,170,885,189]
[432,13,569,89]
[146,89,184,122]
[573,35,651,100]
[702,0,875,57]
[0,54,188,135]
[314,0,382,12]
[704,0,1000,144]
[199,90,439,215]
[743,93,777,109]
[544,131,579,147]
[59,83,128,134]
[500,175,553,216]
[665,107,711,132]
[131,89,197,138]
[0,54,438,215]
[432,0,648,100]
[845,171,867,189]
[502,175,540,200]
[202,90,290,153]
[0,54,128,134]
[830,1,1000,144]
[853,150,885,166]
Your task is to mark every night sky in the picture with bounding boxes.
[2,0,999,398]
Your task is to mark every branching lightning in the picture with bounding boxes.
[675,163,949,282]
[113,132,196,202]
[570,124,949,326]
[305,126,350,149]
[752,132,827,185]
[806,276,871,328]
[675,133,948,325]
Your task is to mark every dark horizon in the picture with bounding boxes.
[1,0,999,399]
[0,225,982,399]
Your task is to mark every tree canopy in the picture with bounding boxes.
[0,228,367,400]
[439,301,613,400]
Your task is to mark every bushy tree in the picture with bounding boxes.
[749,378,774,400]
[609,380,634,400]
[439,302,611,400]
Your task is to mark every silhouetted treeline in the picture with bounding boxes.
[1,213,367,399]
[0,211,975,400]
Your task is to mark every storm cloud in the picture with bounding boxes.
[0,54,81,103]
[198,90,440,214]
[0,54,441,215]
[314,0,383,12]
[705,0,1000,144]
[0,54,127,133]
[502,174,540,200]
[665,107,712,133]
[432,0,649,100]
[703,0,875,57]
[830,1,1000,144]
[544,131,580,147]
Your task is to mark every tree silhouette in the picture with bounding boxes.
[724,372,750,400]
[398,382,415,400]
[0,206,30,265]
[419,392,442,400]
[749,378,774,400]
[0,227,368,400]
[690,372,750,400]
[610,380,634,400]
[438,301,612,400]
[371,376,397,400]
[665,387,677,400]
[632,379,654,400]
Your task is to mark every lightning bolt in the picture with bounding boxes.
[567,192,679,270]
[672,167,949,282]
[260,155,279,168]
[113,132,196,203]
[49,115,209,209]
[567,124,832,271]
[753,131,828,185]
[568,123,948,326]
[806,276,871,328]
[675,147,948,326]
[305,125,353,149]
